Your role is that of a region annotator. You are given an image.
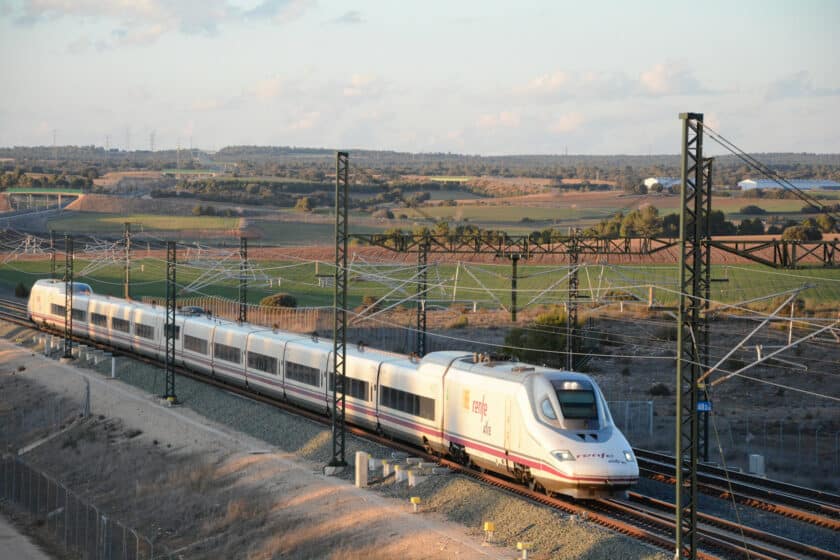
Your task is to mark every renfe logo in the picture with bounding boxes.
[472,396,488,419]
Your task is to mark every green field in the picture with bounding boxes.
[4,258,839,312]
[47,213,239,233]
[402,204,620,224]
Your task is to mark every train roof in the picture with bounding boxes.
[447,353,590,384]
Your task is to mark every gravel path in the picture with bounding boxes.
[0,322,668,559]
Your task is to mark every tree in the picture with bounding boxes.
[782,225,822,241]
[294,196,312,212]
[737,218,765,235]
[739,205,766,215]
[504,306,569,368]
[259,293,298,308]
[815,214,837,233]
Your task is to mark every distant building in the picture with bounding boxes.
[738,178,840,190]
[643,177,681,190]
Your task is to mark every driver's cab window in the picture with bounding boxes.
[541,398,557,420]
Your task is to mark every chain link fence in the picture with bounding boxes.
[0,456,171,560]
[607,400,654,443]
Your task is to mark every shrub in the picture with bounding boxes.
[447,315,469,329]
[360,294,380,311]
[372,208,394,219]
[259,293,297,308]
[739,205,766,215]
[649,383,671,396]
[14,282,29,298]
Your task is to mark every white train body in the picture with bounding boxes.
[28,279,638,498]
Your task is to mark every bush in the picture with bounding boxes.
[447,315,469,329]
[372,208,394,219]
[259,293,297,308]
[649,383,671,396]
[739,205,766,215]
[14,282,29,298]
[360,294,380,311]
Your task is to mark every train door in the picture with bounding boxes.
[504,398,512,471]
[324,351,332,412]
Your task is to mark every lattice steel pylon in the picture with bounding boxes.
[675,112,705,559]
[566,230,580,371]
[49,230,56,279]
[700,158,713,462]
[124,222,131,300]
[416,238,429,356]
[163,241,177,402]
[63,235,74,359]
[510,254,519,322]
[239,237,248,323]
[330,151,349,467]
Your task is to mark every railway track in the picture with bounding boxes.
[0,300,837,559]
[635,448,840,531]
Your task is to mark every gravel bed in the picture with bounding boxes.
[1,323,671,559]
[636,477,840,552]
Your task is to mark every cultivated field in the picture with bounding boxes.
[46,212,239,233]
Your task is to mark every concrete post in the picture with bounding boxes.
[355,451,370,488]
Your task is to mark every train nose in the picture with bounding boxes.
[568,448,639,479]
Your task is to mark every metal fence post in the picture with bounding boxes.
[647,401,653,439]
[816,427,821,467]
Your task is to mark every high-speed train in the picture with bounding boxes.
[28,279,638,499]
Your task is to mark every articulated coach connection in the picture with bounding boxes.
[28,279,638,499]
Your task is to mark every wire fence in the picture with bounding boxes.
[0,456,171,560]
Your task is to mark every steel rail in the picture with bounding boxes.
[635,448,840,530]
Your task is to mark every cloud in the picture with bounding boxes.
[523,71,570,94]
[343,74,378,97]
[288,111,320,130]
[476,111,520,129]
[765,71,840,101]
[517,70,632,101]
[331,10,363,24]
[638,62,704,96]
[520,63,708,102]
[245,0,312,23]
[16,0,313,48]
[549,112,584,133]
[252,75,283,99]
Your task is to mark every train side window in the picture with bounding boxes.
[112,317,131,333]
[541,398,557,420]
[135,323,155,340]
[51,304,65,317]
[327,373,369,401]
[214,343,241,364]
[164,324,180,340]
[72,309,87,322]
[380,385,434,420]
[286,361,320,387]
[90,313,108,327]
[184,334,208,354]
[248,351,277,374]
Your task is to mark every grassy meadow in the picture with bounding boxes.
[4,257,839,313]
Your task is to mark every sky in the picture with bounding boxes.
[1,0,838,155]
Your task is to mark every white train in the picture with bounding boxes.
[28,279,638,499]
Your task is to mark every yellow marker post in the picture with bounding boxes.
[483,521,495,543]
[410,496,421,513]
[517,542,532,560]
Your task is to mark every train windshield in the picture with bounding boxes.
[551,379,598,420]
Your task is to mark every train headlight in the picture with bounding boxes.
[552,450,575,462]
[623,450,635,462]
